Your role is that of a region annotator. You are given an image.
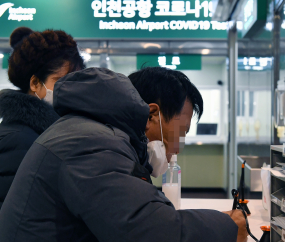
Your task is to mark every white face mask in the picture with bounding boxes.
[147,111,168,178]
[35,82,53,106]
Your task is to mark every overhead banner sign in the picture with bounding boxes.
[137,54,201,70]
[239,0,266,38]
[237,56,272,71]
[0,0,227,39]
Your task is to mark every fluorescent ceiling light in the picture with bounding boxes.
[201,49,210,55]
[85,48,92,54]
[80,52,91,62]
[265,23,273,31]
[282,20,285,29]
[142,43,161,49]
[237,21,243,30]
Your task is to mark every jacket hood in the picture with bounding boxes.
[0,89,59,134]
[53,68,151,169]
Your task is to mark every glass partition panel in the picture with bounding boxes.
[187,88,222,137]
[236,53,272,158]
[236,89,271,144]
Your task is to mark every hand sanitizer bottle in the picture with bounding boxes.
[162,155,181,210]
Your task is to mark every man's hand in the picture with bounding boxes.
[222,210,248,242]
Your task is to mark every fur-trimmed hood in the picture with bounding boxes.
[0,89,59,134]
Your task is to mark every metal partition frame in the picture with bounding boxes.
[272,12,282,145]
[227,22,238,197]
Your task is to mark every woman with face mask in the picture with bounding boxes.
[0,27,85,209]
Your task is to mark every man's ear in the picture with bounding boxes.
[29,75,41,92]
[148,103,160,121]
[145,103,160,133]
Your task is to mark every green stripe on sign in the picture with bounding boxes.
[2,53,9,69]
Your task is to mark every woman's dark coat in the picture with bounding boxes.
[0,90,59,208]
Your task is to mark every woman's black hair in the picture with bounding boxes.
[8,27,85,93]
[128,66,203,122]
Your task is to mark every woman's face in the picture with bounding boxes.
[29,61,70,99]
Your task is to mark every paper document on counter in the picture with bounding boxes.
[270,167,285,178]
[272,216,285,229]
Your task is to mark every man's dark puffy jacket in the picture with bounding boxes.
[0,68,238,242]
[0,90,59,208]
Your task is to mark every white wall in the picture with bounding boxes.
[183,63,226,87]
[86,55,136,77]
[111,61,136,77]
[0,59,14,90]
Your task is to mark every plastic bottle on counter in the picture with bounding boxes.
[162,155,181,210]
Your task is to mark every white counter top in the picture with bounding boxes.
[181,199,269,242]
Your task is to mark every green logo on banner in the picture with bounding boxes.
[0,2,36,22]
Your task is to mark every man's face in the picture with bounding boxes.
[145,99,193,162]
